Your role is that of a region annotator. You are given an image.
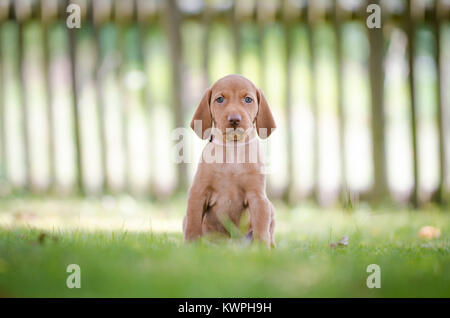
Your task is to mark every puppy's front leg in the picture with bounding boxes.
[184,182,207,242]
[246,192,272,248]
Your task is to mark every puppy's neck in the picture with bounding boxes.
[201,128,265,165]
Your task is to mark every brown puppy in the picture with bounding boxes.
[183,74,276,248]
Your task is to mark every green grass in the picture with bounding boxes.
[0,198,449,297]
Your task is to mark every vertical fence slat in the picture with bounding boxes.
[115,2,130,192]
[0,19,5,184]
[257,6,266,96]
[306,1,319,203]
[406,0,419,207]
[201,5,211,87]
[132,0,149,196]
[17,11,32,191]
[137,1,152,196]
[145,20,157,198]
[333,1,348,202]
[42,10,55,192]
[231,1,241,74]
[166,0,187,192]
[92,0,109,193]
[283,7,294,203]
[434,0,446,203]
[67,0,85,195]
[368,0,388,204]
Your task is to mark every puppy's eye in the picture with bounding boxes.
[216,96,224,103]
[244,97,253,103]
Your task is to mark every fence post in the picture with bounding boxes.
[257,3,266,99]
[333,0,348,203]
[165,0,187,192]
[434,0,446,204]
[16,1,32,191]
[67,0,85,195]
[137,0,153,196]
[0,0,12,189]
[115,0,133,193]
[406,0,419,207]
[41,0,56,192]
[306,0,320,203]
[368,0,389,204]
[0,13,5,184]
[202,2,211,87]
[230,1,241,74]
[282,0,295,203]
[92,0,110,194]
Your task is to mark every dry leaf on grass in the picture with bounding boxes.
[418,226,441,240]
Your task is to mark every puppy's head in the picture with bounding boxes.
[190,74,276,141]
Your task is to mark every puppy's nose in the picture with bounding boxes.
[228,113,242,127]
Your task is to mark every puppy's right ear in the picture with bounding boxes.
[190,88,212,139]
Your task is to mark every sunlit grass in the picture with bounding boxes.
[0,198,448,297]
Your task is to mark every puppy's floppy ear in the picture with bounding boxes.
[256,89,276,139]
[190,88,212,139]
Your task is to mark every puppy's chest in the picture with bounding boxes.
[207,176,247,215]
[210,168,246,190]
[209,163,261,188]
[207,168,252,208]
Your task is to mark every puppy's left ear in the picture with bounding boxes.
[256,89,276,139]
[190,88,212,139]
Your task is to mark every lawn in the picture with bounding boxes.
[0,197,449,297]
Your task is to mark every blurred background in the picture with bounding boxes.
[0,0,449,209]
